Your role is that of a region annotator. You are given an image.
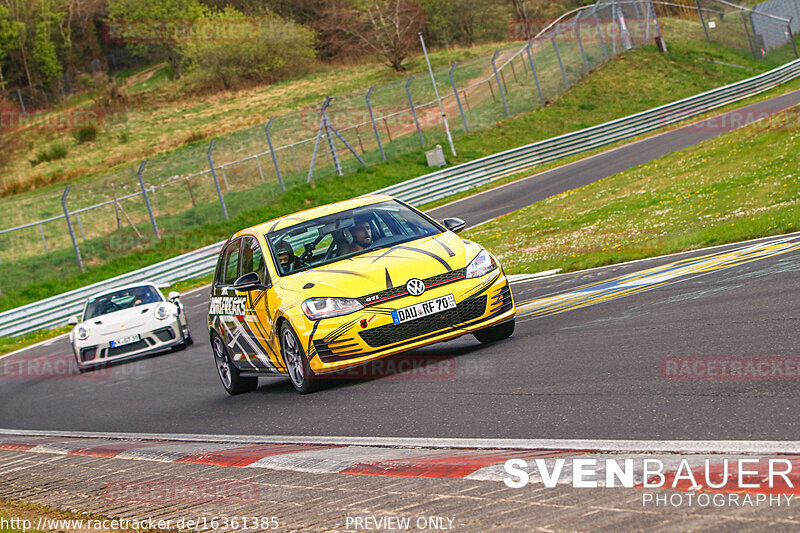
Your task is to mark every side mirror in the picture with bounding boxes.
[234,272,268,292]
[442,217,466,233]
[67,316,79,326]
[168,291,181,301]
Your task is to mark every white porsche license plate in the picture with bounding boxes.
[391,294,456,325]
[109,334,140,348]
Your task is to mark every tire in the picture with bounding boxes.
[279,321,321,394]
[474,318,515,344]
[211,331,258,395]
[185,331,194,346]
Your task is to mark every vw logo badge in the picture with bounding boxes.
[406,278,426,296]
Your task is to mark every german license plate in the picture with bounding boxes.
[391,294,456,325]
[110,334,140,348]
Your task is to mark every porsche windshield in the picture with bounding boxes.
[84,285,163,320]
[266,200,443,276]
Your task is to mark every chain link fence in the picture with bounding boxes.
[1,0,795,273]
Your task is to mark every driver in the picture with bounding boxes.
[275,241,303,274]
[349,214,373,253]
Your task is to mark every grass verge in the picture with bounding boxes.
[464,107,799,273]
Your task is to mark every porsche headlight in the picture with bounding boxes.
[301,298,363,320]
[153,303,171,320]
[466,249,498,279]
[76,325,91,341]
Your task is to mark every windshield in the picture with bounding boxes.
[266,200,443,276]
[84,285,163,320]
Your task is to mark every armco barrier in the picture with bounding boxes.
[1,58,798,337]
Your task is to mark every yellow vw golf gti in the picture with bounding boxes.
[208,195,515,394]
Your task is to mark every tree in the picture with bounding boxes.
[323,0,426,71]
[420,0,509,46]
[180,7,315,90]
[33,0,64,90]
[106,0,206,79]
[0,4,21,93]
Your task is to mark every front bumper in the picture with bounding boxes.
[73,321,185,370]
[303,271,515,375]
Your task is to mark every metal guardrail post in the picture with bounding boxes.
[206,140,229,220]
[61,186,84,273]
[526,41,546,106]
[366,86,386,161]
[449,63,469,133]
[265,118,285,191]
[137,160,160,240]
[552,35,570,89]
[491,50,510,117]
[694,0,710,42]
[406,75,425,147]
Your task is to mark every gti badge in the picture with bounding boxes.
[406,278,425,296]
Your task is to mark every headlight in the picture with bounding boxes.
[301,298,363,320]
[466,249,498,279]
[76,326,91,341]
[153,303,171,320]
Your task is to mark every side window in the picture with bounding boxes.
[223,240,241,285]
[241,237,269,284]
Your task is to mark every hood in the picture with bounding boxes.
[82,305,160,335]
[278,232,484,298]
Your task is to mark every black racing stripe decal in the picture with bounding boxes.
[394,245,452,272]
[385,269,393,290]
[434,237,456,257]
[463,272,502,300]
[250,290,267,308]
[324,317,361,342]
[307,319,322,354]
[313,269,372,280]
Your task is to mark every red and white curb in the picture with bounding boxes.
[0,432,798,496]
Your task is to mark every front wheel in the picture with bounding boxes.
[212,332,258,395]
[474,318,515,344]
[280,322,320,394]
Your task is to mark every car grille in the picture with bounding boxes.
[359,295,488,348]
[489,283,513,314]
[358,267,467,306]
[106,340,149,357]
[79,347,97,362]
[153,327,175,342]
[313,338,365,363]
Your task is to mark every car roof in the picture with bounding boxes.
[237,194,395,238]
[87,283,161,300]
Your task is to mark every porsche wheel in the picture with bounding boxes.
[280,322,320,394]
[212,332,257,395]
[474,318,515,344]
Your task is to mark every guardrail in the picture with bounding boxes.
[1,58,798,337]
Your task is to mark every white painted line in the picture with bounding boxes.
[0,429,798,454]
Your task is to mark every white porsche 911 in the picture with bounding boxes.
[68,283,192,371]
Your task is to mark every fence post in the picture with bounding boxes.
[449,63,469,133]
[207,140,229,220]
[594,8,609,60]
[265,118,285,190]
[61,186,85,272]
[405,75,425,147]
[526,41,546,106]
[741,11,759,59]
[76,213,85,239]
[552,35,570,89]
[307,98,328,183]
[254,154,265,183]
[366,86,386,161]
[38,223,48,253]
[185,178,196,207]
[16,89,26,114]
[574,21,590,73]
[320,97,343,176]
[491,50,510,116]
[694,0,710,42]
[137,160,160,239]
[789,21,799,58]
